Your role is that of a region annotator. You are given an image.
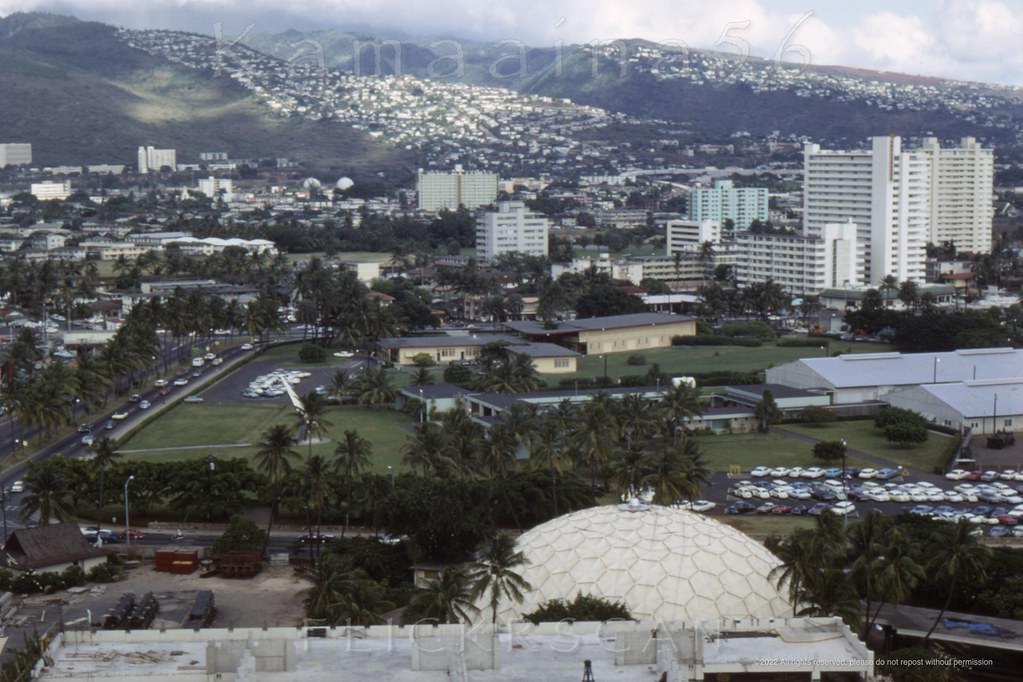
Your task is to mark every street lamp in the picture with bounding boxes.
[205,455,216,521]
[418,387,425,424]
[386,465,395,489]
[123,475,135,546]
[840,439,848,530]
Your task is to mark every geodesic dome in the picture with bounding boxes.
[335,176,354,190]
[491,502,791,624]
[302,177,322,190]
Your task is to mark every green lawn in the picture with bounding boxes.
[694,432,871,473]
[718,515,817,538]
[120,404,415,473]
[784,421,958,472]
[546,341,894,381]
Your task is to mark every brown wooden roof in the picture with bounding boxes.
[3,523,108,570]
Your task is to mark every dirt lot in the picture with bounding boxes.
[6,564,311,648]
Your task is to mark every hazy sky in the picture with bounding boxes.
[2,0,1023,85]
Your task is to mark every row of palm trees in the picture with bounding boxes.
[767,512,992,643]
[401,382,708,512]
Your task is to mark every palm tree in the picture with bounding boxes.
[767,529,817,615]
[304,557,395,625]
[849,511,889,638]
[354,367,397,406]
[20,465,72,525]
[529,417,570,516]
[255,424,299,554]
[641,437,710,505]
[91,437,120,530]
[869,527,924,630]
[572,395,617,490]
[923,520,992,643]
[469,534,532,626]
[334,430,371,535]
[409,565,479,624]
[659,382,703,440]
[303,455,332,557]
[797,567,862,629]
[295,392,333,460]
[402,422,452,476]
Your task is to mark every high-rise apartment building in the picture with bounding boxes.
[920,137,994,255]
[666,219,722,255]
[418,165,498,211]
[137,146,177,173]
[688,179,768,229]
[734,222,858,296]
[0,143,32,167]
[803,136,930,285]
[30,181,72,201]
[198,177,234,198]
[476,201,549,262]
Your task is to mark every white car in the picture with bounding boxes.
[154,379,168,388]
[191,357,205,368]
[858,468,878,479]
[999,470,1019,480]
[823,479,845,489]
[139,400,151,410]
[831,501,857,516]
[9,481,24,493]
[212,357,224,366]
[787,467,804,478]
[240,343,254,351]
[173,378,189,387]
[203,352,216,361]
[945,469,969,480]
[889,490,911,503]
[865,490,890,502]
[686,500,716,513]
[769,467,790,477]
[916,481,938,489]
[750,466,770,477]
[955,483,977,493]
[802,467,824,479]
[81,434,95,446]
[943,491,963,503]
[1005,495,1023,505]
[111,411,129,420]
[927,491,946,502]
[333,350,355,358]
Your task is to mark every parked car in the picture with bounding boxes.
[945,469,970,480]
[685,500,716,513]
[807,502,830,516]
[725,501,756,515]
[875,468,900,480]
[858,468,878,479]
[989,526,1011,538]
[831,501,857,516]
[750,466,770,477]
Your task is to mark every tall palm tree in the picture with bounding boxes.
[869,527,924,630]
[20,465,72,525]
[659,381,703,440]
[572,395,617,490]
[469,534,532,626]
[304,557,395,626]
[402,422,452,476]
[295,392,333,460]
[529,417,570,516]
[797,567,862,629]
[334,430,371,535]
[923,520,992,643]
[849,511,890,638]
[641,437,710,505]
[409,565,479,624]
[303,455,332,556]
[354,367,397,407]
[255,424,300,554]
[91,437,120,531]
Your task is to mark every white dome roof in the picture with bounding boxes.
[494,504,791,624]
[302,177,322,189]
[335,176,354,190]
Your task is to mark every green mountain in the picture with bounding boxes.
[0,13,416,176]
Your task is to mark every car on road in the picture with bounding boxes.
[9,480,24,493]
[111,411,129,420]
[240,343,254,351]
[183,395,204,403]
[139,400,151,410]
[333,350,355,358]
[191,357,205,368]
[173,378,189,387]
[154,379,168,388]
[80,434,95,446]
[77,423,91,433]
[203,352,216,361]
[211,357,223,366]
[128,394,141,403]
[750,466,770,477]
[104,420,115,430]
[296,533,335,545]
[191,370,202,378]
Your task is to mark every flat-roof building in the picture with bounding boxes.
[885,379,1022,435]
[504,312,697,356]
[417,165,497,211]
[0,142,32,167]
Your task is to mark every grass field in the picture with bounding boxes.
[784,421,958,472]
[694,432,870,472]
[717,515,817,538]
[547,341,894,381]
[121,403,414,473]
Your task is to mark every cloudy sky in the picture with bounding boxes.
[2,0,1023,85]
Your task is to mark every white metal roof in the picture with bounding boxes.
[916,379,1023,418]
[797,348,1023,389]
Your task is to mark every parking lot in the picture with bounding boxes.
[694,464,1023,538]
[196,356,368,407]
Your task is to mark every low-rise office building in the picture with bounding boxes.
[378,334,580,373]
[885,379,1021,435]
[504,312,696,355]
